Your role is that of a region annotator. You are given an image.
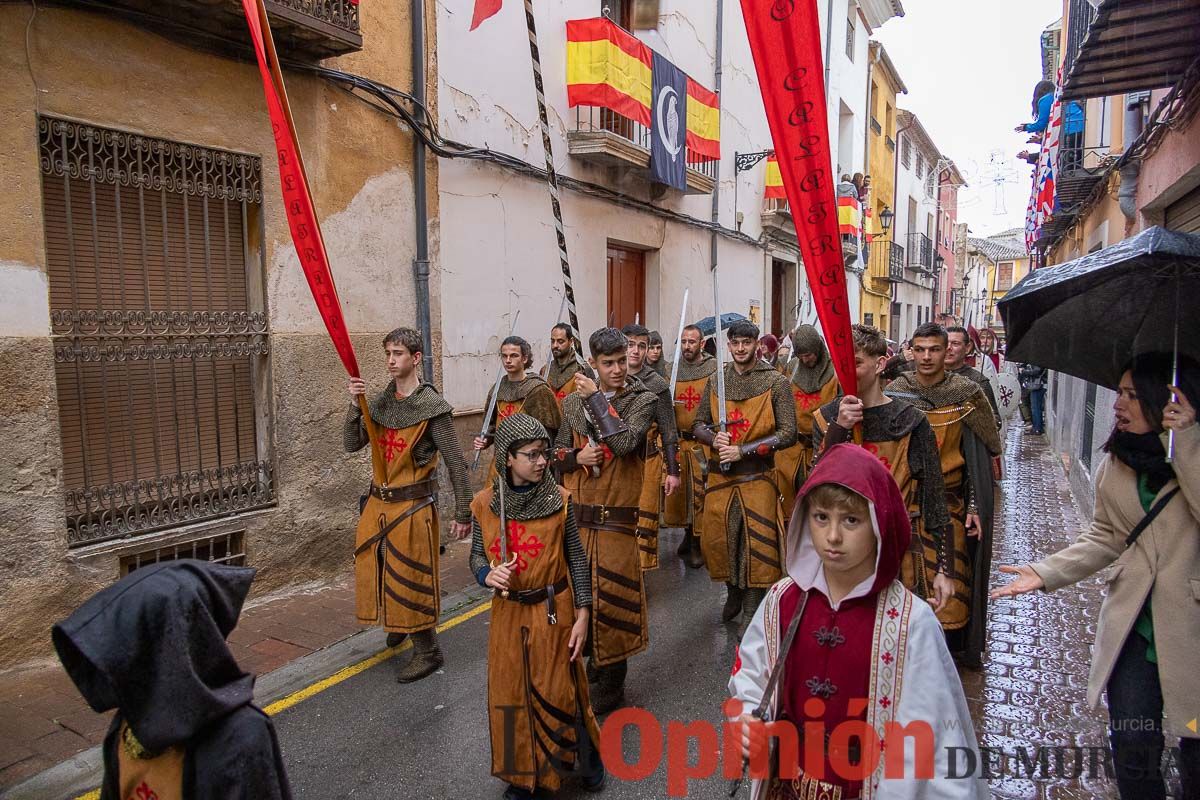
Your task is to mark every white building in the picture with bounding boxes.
[434,0,902,411]
[890,109,940,340]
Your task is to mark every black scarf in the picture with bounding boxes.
[1106,431,1174,494]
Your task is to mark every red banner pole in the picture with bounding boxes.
[739,0,857,397]
[241,0,384,479]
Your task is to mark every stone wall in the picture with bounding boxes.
[0,1,442,668]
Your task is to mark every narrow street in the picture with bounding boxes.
[270,426,1120,799]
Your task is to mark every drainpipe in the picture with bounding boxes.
[823,0,835,93]
[1118,93,1144,222]
[412,0,435,384]
[709,0,724,298]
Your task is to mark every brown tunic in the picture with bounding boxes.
[475,487,599,793]
[774,374,840,520]
[116,724,184,800]
[662,367,714,531]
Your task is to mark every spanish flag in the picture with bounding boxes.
[764,154,785,199]
[838,195,862,237]
[567,18,720,161]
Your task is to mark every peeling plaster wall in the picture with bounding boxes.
[0,2,436,667]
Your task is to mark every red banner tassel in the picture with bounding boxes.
[739,0,857,396]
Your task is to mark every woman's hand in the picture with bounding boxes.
[1163,385,1196,431]
[568,609,589,662]
[990,564,1045,599]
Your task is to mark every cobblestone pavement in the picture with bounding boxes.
[962,425,1118,800]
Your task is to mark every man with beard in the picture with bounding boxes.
[622,323,681,571]
[775,324,841,522]
[544,323,589,408]
[812,324,954,615]
[946,326,1000,421]
[693,320,797,633]
[474,335,561,463]
[886,322,1002,668]
[662,324,716,568]
[552,327,658,713]
[346,327,473,682]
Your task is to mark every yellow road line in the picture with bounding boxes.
[74,599,491,800]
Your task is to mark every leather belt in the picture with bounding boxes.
[707,455,774,476]
[576,503,639,535]
[369,477,439,504]
[354,495,437,556]
[497,577,569,625]
[644,441,662,459]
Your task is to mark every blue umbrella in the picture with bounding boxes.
[693,312,748,338]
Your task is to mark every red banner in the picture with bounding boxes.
[739,0,856,395]
[241,0,360,379]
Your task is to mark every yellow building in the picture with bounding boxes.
[861,41,907,334]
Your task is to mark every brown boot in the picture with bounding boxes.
[676,528,693,556]
[684,532,705,569]
[721,583,744,623]
[590,660,628,715]
[396,629,444,683]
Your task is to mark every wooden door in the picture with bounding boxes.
[607,244,645,328]
[771,260,785,337]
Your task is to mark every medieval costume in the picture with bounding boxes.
[469,415,603,796]
[482,373,562,443]
[553,380,658,713]
[694,360,797,628]
[662,352,718,568]
[545,350,589,408]
[728,445,987,800]
[776,326,840,521]
[950,364,1001,423]
[344,381,472,681]
[53,561,292,800]
[629,364,681,571]
[647,330,667,377]
[812,399,955,604]
[885,372,1002,667]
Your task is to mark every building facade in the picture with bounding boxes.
[1032,0,1200,509]
[889,109,940,340]
[0,1,435,667]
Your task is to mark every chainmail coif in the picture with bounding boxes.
[785,324,836,394]
[488,414,564,520]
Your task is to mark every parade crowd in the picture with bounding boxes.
[49,315,1198,800]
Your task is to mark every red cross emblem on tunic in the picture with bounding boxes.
[555,389,567,401]
[727,409,751,443]
[864,442,892,471]
[379,430,408,462]
[677,385,702,412]
[488,520,544,573]
[794,389,822,411]
[498,402,518,420]
[600,444,614,462]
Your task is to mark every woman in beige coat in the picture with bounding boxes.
[992,353,1199,800]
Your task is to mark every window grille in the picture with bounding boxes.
[39,116,274,546]
[119,530,247,576]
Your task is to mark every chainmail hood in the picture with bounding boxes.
[721,359,788,402]
[488,414,564,519]
[673,352,716,383]
[886,372,1002,451]
[631,365,668,395]
[546,352,588,390]
[367,382,453,430]
[492,374,551,403]
[560,381,656,439]
[786,324,836,393]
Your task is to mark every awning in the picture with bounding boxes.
[1063,0,1200,99]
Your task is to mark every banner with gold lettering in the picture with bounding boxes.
[241,0,360,380]
[739,0,857,395]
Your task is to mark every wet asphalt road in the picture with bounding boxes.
[274,528,743,799]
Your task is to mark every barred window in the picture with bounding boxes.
[39,117,274,546]
[900,137,911,169]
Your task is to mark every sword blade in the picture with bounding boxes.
[668,288,690,399]
[498,471,508,562]
[473,310,522,471]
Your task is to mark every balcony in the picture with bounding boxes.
[906,232,934,273]
[866,239,904,291]
[568,107,717,195]
[760,196,797,245]
[1064,0,1200,99]
[73,0,363,60]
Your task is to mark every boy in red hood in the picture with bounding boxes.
[728,444,986,800]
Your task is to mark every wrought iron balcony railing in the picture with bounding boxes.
[75,0,363,60]
[906,232,933,273]
[568,106,718,194]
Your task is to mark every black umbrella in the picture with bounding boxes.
[999,226,1200,460]
[693,312,748,338]
[999,226,1200,390]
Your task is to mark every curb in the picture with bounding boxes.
[1,585,491,800]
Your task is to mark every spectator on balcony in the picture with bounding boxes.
[1016,80,1084,171]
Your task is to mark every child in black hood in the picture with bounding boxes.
[52,560,292,800]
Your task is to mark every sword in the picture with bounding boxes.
[491,466,517,597]
[668,288,690,401]
[712,273,730,474]
[473,310,521,471]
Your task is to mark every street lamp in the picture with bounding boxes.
[879,206,894,234]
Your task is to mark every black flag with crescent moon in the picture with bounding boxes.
[650,51,688,190]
